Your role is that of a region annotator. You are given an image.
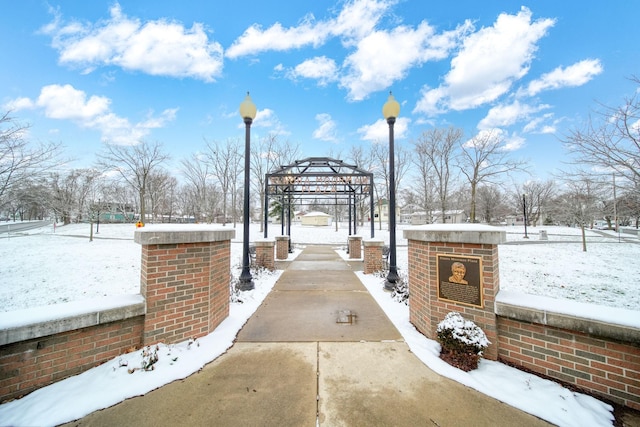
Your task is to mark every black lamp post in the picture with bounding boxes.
[238,92,256,291]
[522,193,529,239]
[383,92,400,292]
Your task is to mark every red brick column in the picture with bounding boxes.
[135,226,235,345]
[255,239,275,270]
[275,236,289,260]
[404,225,505,360]
[363,239,384,274]
[348,235,362,259]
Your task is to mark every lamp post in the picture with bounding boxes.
[383,92,400,291]
[522,193,529,239]
[238,92,256,291]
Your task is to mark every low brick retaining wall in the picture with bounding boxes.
[404,224,640,410]
[496,294,640,410]
[0,297,145,402]
[0,226,234,402]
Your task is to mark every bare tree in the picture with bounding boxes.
[347,144,375,227]
[206,138,242,225]
[476,185,509,224]
[0,112,61,207]
[96,140,169,224]
[101,181,137,223]
[180,153,211,222]
[50,169,102,225]
[250,134,300,232]
[554,175,602,251]
[412,127,462,223]
[563,76,640,193]
[511,180,557,226]
[457,131,528,222]
[371,140,410,229]
[146,170,175,223]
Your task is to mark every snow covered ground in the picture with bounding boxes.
[1,222,638,313]
[0,221,638,426]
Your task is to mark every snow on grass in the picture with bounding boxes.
[1,222,638,313]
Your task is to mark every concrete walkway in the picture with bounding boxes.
[64,246,551,427]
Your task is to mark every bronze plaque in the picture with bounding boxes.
[436,254,483,307]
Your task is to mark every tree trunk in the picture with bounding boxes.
[469,182,477,223]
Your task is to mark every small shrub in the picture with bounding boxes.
[436,312,490,371]
[391,271,409,305]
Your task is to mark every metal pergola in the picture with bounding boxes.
[264,157,375,242]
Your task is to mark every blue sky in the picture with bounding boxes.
[1,0,638,179]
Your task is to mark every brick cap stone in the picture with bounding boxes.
[363,238,385,246]
[348,235,363,240]
[275,235,290,241]
[403,224,505,245]
[496,290,640,343]
[134,224,235,245]
[255,238,275,246]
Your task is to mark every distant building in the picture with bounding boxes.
[370,199,401,224]
[301,211,332,226]
[410,210,467,225]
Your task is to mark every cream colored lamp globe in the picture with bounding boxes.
[239,92,257,120]
[382,91,400,119]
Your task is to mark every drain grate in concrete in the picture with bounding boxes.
[336,310,357,325]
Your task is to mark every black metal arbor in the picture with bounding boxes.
[263,157,376,242]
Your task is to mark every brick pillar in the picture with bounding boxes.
[255,239,275,270]
[403,225,505,360]
[348,235,362,259]
[363,239,384,274]
[135,226,234,345]
[275,236,289,260]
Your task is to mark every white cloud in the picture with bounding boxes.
[414,7,555,115]
[357,116,409,142]
[523,113,559,134]
[502,133,526,151]
[524,59,603,96]
[42,3,224,81]
[330,0,391,47]
[341,21,471,101]
[36,84,111,120]
[289,56,338,86]
[226,0,391,58]
[3,97,34,111]
[478,100,550,130]
[312,113,338,142]
[238,108,290,136]
[226,18,329,59]
[227,0,467,100]
[8,84,177,145]
[465,128,524,152]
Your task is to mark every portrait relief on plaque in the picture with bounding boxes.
[436,254,483,307]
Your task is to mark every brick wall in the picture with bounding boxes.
[405,226,504,361]
[497,316,640,410]
[255,240,275,270]
[0,316,143,402]
[275,236,289,260]
[348,236,362,259]
[0,226,235,402]
[363,239,384,274]
[141,240,230,345]
[403,224,640,410]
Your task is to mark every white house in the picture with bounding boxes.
[410,210,467,225]
[301,211,332,226]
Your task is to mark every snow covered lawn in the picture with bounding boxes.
[2,222,637,312]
